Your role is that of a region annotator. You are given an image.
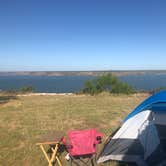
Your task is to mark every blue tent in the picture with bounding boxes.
[98,91,166,166]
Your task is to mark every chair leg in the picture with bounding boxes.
[69,157,72,166]
[68,155,97,166]
[40,145,52,166]
[92,154,97,166]
[91,157,97,166]
[91,158,94,166]
[69,156,80,166]
[56,156,62,166]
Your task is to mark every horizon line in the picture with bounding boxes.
[1,69,166,72]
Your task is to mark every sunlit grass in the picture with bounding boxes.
[0,92,148,166]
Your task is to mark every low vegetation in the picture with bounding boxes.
[19,86,35,93]
[149,86,166,95]
[82,74,135,95]
[1,86,35,95]
[0,93,148,165]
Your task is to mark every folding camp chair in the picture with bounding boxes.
[63,128,102,166]
[36,134,65,166]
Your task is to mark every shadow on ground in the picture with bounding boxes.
[0,95,17,104]
[118,163,137,166]
[103,161,137,166]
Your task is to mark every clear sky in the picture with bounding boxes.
[0,0,166,71]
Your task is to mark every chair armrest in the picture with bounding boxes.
[96,136,102,144]
[95,131,103,144]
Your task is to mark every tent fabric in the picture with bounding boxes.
[98,91,166,166]
[138,120,160,159]
[124,90,166,122]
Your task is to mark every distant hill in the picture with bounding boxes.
[0,70,166,77]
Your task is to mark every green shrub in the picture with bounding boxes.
[95,74,113,92]
[82,80,98,95]
[82,73,135,95]
[111,82,135,94]
[19,86,35,93]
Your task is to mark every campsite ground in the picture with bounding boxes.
[0,92,148,166]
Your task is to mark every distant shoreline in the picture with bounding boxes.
[0,70,166,77]
[1,72,166,92]
[17,93,74,96]
[15,92,149,97]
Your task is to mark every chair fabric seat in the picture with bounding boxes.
[63,128,102,166]
[68,129,100,156]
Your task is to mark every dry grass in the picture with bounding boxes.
[0,92,148,166]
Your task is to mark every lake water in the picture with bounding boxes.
[0,74,166,93]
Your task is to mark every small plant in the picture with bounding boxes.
[19,86,35,93]
[82,80,98,95]
[111,82,135,94]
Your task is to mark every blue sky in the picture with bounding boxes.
[0,0,166,71]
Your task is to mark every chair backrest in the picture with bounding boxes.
[67,128,102,156]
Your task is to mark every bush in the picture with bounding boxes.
[111,82,135,94]
[82,80,98,95]
[95,74,114,92]
[19,86,35,93]
[82,74,135,95]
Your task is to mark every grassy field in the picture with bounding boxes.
[0,93,149,166]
